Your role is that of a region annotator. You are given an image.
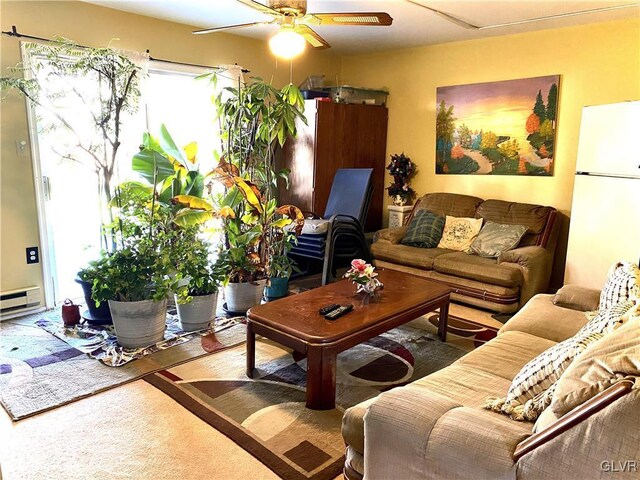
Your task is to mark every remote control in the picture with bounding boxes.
[324,304,353,320]
[319,304,340,315]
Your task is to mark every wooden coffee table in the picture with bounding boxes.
[246,269,451,410]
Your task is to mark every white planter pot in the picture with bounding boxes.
[224,279,267,313]
[108,298,167,349]
[174,292,218,332]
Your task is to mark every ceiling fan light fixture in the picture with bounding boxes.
[269,28,306,59]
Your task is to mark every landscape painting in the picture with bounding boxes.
[436,75,560,175]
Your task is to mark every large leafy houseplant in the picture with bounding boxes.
[88,181,175,348]
[204,75,307,291]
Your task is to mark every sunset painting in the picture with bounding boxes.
[435,75,560,175]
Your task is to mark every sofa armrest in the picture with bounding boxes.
[423,408,528,480]
[373,226,408,244]
[499,246,552,308]
[363,385,527,479]
[552,284,601,312]
[516,381,640,479]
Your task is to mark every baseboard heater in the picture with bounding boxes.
[0,286,41,317]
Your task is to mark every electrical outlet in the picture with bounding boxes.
[15,140,28,157]
[26,247,39,264]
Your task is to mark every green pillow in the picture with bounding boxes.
[401,210,445,248]
[470,221,528,258]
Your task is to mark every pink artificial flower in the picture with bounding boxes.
[351,259,367,272]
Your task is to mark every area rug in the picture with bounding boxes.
[145,324,466,480]
[0,310,245,421]
[36,313,240,367]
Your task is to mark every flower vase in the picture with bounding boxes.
[393,195,406,207]
[355,278,384,297]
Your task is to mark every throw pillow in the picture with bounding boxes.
[436,216,483,252]
[485,299,634,422]
[599,261,640,311]
[550,304,640,418]
[400,210,445,248]
[552,284,601,312]
[469,221,528,258]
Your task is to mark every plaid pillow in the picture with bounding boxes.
[485,300,634,421]
[401,210,445,248]
[599,261,640,311]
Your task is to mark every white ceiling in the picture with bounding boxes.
[83,0,640,54]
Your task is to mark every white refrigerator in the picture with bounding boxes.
[564,101,640,289]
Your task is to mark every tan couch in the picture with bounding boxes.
[372,193,560,313]
[342,287,640,480]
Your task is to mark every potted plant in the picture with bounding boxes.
[172,232,225,331]
[265,231,300,299]
[89,180,173,348]
[91,241,172,349]
[75,264,112,324]
[209,162,304,312]
[386,153,417,206]
[204,74,306,310]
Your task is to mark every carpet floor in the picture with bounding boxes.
[0,316,473,480]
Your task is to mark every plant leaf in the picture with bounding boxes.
[171,195,215,211]
[183,142,198,165]
[173,209,215,227]
[132,149,175,184]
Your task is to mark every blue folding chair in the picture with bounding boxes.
[290,168,374,285]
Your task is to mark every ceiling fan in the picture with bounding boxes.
[193,0,393,58]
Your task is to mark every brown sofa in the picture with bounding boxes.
[342,287,640,479]
[372,192,560,313]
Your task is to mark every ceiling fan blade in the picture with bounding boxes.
[303,12,393,26]
[295,24,331,49]
[405,0,480,29]
[193,21,270,35]
[235,0,281,16]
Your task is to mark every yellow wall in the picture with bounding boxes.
[0,0,341,303]
[341,18,640,287]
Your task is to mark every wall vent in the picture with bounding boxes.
[0,286,41,318]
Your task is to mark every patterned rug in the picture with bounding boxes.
[145,323,466,480]
[0,310,245,420]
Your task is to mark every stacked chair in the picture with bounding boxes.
[290,168,374,285]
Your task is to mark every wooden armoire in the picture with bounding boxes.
[278,99,388,232]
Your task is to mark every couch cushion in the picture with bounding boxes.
[411,192,483,220]
[476,199,552,235]
[401,210,445,248]
[371,242,452,270]
[455,331,557,381]
[476,199,552,247]
[500,294,589,343]
[433,252,523,287]
[412,364,513,408]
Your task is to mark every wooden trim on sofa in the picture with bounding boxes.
[513,378,635,461]
[438,280,521,305]
[537,208,558,248]
[343,464,364,480]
